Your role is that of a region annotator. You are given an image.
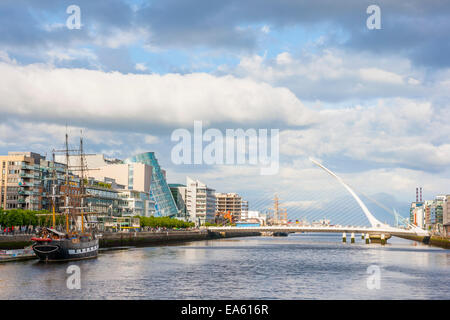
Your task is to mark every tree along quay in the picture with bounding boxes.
[0,230,261,250]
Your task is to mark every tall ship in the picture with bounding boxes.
[32,133,99,262]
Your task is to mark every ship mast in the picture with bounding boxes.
[64,133,70,234]
[51,151,56,230]
[79,135,86,234]
[50,130,96,235]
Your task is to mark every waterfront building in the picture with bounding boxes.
[434,195,445,225]
[424,200,434,229]
[39,158,69,211]
[245,210,266,226]
[84,177,128,216]
[169,183,188,220]
[118,189,155,217]
[444,195,450,237]
[215,193,248,222]
[242,200,249,220]
[90,163,152,193]
[0,152,45,210]
[422,196,445,232]
[410,202,424,228]
[186,177,216,225]
[412,195,447,234]
[123,152,178,218]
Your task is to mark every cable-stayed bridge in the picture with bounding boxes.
[208,158,430,243]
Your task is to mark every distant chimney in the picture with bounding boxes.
[416,187,418,202]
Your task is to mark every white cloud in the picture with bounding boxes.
[227,49,427,102]
[135,63,148,71]
[0,50,17,64]
[46,48,98,64]
[280,98,450,170]
[359,68,404,85]
[0,61,315,128]
[144,135,159,144]
[0,121,159,160]
[91,28,150,49]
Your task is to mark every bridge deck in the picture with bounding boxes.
[207,226,428,236]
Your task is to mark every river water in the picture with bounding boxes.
[0,233,448,299]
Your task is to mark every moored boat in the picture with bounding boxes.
[32,228,98,262]
[31,133,99,262]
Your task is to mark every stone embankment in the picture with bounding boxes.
[0,230,261,250]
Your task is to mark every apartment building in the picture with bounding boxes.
[0,152,45,210]
[185,177,216,225]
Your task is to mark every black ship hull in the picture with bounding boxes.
[32,239,99,262]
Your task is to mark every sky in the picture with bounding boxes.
[0,0,449,225]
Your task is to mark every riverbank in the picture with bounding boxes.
[98,230,261,247]
[0,230,261,250]
[396,234,450,249]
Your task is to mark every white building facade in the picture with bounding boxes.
[185,177,216,225]
[118,190,155,217]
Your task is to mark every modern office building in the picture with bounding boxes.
[434,195,445,225]
[421,196,444,231]
[54,152,177,217]
[118,189,155,217]
[84,177,127,216]
[39,158,69,212]
[216,192,248,222]
[169,183,188,220]
[186,177,216,225]
[123,152,178,217]
[90,163,152,193]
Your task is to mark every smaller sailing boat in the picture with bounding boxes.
[32,133,99,262]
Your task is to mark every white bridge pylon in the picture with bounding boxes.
[309,157,390,229]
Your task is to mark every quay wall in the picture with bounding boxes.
[396,234,450,249]
[0,230,261,250]
[99,230,260,248]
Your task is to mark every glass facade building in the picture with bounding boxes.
[123,152,178,217]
